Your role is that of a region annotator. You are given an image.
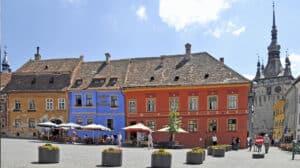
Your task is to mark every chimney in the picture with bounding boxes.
[105,53,111,64]
[34,46,41,61]
[219,57,224,63]
[185,43,191,58]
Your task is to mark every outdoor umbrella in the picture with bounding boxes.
[157,126,188,133]
[81,124,111,143]
[37,121,58,140]
[122,123,152,133]
[58,122,81,129]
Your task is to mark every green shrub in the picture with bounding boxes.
[39,143,59,150]
[152,148,171,155]
[102,147,122,153]
[188,147,205,153]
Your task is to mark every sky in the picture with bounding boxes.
[1,0,300,79]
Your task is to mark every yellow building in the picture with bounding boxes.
[273,100,285,141]
[4,48,82,137]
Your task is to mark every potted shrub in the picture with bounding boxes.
[102,147,122,167]
[38,143,60,163]
[151,148,172,168]
[186,147,205,164]
[211,146,225,157]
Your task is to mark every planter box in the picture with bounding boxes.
[212,149,225,157]
[252,153,264,159]
[226,145,232,151]
[151,154,171,168]
[186,152,204,164]
[207,147,212,155]
[38,148,59,163]
[102,152,122,167]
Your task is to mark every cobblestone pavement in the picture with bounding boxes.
[1,138,300,168]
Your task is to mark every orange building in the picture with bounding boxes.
[4,48,82,137]
[124,44,251,148]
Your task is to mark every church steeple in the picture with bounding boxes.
[2,46,11,73]
[263,1,283,78]
[254,56,261,81]
[284,50,292,77]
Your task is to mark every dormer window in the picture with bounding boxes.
[75,79,82,86]
[174,76,179,81]
[44,65,49,70]
[108,78,117,86]
[49,77,54,84]
[204,73,209,79]
[31,78,36,85]
[150,76,155,82]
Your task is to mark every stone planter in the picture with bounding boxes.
[252,153,264,159]
[225,145,232,152]
[212,148,225,157]
[186,152,204,164]
[207,147,212,155]
[38,148,59,163]
[151,154,172,168]
[102,152,122,167]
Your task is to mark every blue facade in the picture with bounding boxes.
[69,90,125,142]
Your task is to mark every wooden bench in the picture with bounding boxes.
[292,141,300,160]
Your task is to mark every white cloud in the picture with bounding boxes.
[289,53,300,76]
[136,6,148,21]
[208,21,245,38]
[62,0,84,7]
[243,74,255,80]
[232,26,246,36]
[159,0,235,31]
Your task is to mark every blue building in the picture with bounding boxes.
[68,54,129,143]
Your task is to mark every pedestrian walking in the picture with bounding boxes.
[247,136,253,151]
[117,132,122,147]
[255,135,264,153]
[147,132,153,149]
[111,135,115,145]
[212,134,218,145]
[264,134,271,154]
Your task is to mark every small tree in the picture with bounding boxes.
[167,107,181,142]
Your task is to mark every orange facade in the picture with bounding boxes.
[124,84,250,148]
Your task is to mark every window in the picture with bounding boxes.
[147,120,156,131]
[189,97,198,111]
[147,98,156,112]
[188,120,197,132]
[28,118,35,128]
[128,100,136,113]
[58,98,65,110]
[46,98,53,111]
[208,96,217,110]
[28,99,36,111]
[0,104,5,111]
[227,119,237,131]
[111,95,118,108]
[87,118,93,125]
[76,118,83,125]
[75,95,82,106]
[15,119,21,128]
[1,118,5,128]
[169,97,179,111]
[14,99,21,111]
[228,95,237,109]
[107,119,114,130]
[108,78,117,86]
[86,94,93,106]
[208,119,217,132]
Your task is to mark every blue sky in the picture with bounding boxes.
[2,0,300,79]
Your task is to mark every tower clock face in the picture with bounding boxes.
[275,86,281,93]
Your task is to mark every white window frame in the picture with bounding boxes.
[28,99,36,110]
[128,100,136,113]
[147,98,156,112]
[46,98,54,111]
[189,97,198,111]
[228,95,237,110]
[58,98,65,110]
[208,96,217,110]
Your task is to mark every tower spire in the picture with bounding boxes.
[264,1,282,78]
